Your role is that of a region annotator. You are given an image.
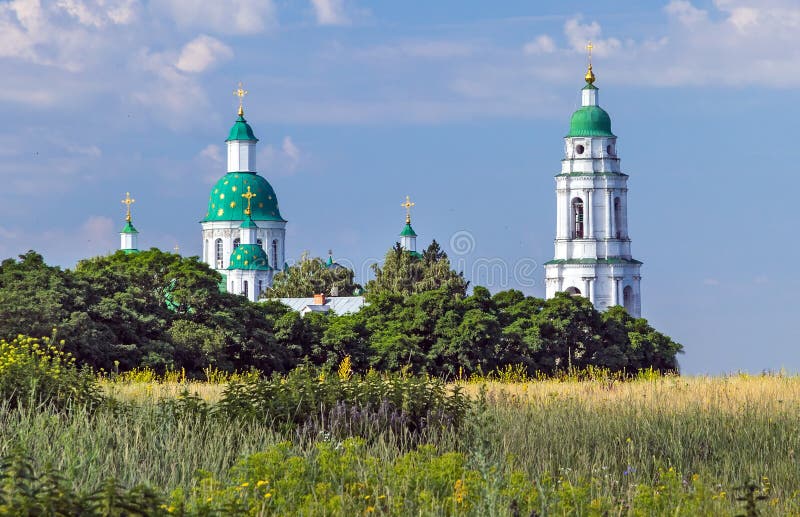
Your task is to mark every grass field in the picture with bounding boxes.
[2,349,799,515]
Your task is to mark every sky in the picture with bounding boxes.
[0,0,797,375]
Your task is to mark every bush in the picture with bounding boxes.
[0,335,103,411]
[216,364,470,440]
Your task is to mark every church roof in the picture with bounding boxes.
[226,115,258,142]
[227,244,271,270]
[202,172,285,222]
[276,296,367,315]
[120,221,138,234]
[567,104,615,138]
[399,223,417,237]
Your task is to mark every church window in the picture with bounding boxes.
[623,285,633,313]
[258,280,263,295]
[233,238,241,250]
[272,240,278,268]
[575,144,585,155]
[614,197,622,239]
[257,238,263,248]
[607,144,615,156]
[571,198,584,239]
[243,280,248,297]
[565,286,581,296]
[215,239,223,267]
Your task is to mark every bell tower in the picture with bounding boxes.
[544,44,642,317]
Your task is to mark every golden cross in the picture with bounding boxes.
[401,195,415,224]
[121,192,135,222]
[586,41,593,65]
[234,81,248,117]
[242,185,257,216]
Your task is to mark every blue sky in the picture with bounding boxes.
[0,0,795,374]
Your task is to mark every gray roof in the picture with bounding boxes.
[273,296,367,315]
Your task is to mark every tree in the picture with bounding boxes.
[263,253,361,298]
[366,241,468,298]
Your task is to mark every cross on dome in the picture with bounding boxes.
[401,195,415,224]
[585,41,596,84]
[234,81,248,117]
[242,185,257,216]
[121,192,135,222]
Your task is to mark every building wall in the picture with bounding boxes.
[201,220,286,282]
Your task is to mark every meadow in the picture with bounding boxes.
[1,336,799,515]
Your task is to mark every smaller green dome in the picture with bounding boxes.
[400,223,417,237]
[226,115,258,142]
[228,244,271,271]
[120,221,138,234]
[567,106,615,138]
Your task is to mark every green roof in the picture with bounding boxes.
[567,105,615,138]
[122,249,139,255]
[226,115,258,142]
[399,223,417,237]
[120,221,138,234]
[227,244,271,271]
[582,82,598,91]
[408,251,423,259]
[240,217,259,229]
[202,172,285,222]
[544,257,642,266]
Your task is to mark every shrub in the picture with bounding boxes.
[0,335,103,411]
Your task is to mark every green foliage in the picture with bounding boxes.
[366,241,468,298]
[215,365,469,438]
[264,252,362,298]
[0,335,102,411]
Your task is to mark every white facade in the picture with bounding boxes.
[225,268,271,302]
[200,119,287,289]
[120,230,137,251]
[544,83,642,317]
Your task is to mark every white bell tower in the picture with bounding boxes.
[544,47,642,317]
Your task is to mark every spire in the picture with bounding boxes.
[119,191,139,253]
[234,81,248,118]
[584,41,595,85]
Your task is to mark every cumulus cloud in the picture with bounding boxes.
[259,136,302,175]
[175,35,233,73]
[523,35,556,55]
[154,0,276,35]
[310,0,349,26]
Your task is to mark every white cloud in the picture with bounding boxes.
[310,0,349,26]
[664,0,708,25]
[563,17,621,57]
[523,35,556,55]
[176,35,233,73]
[155,0,276,35]
[56,0,138,28]
[259,136,302,175]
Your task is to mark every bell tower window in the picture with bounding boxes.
[572,198,584,239]
[614,197,622,239]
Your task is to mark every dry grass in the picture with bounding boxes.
[459,373,800,414]
[100,380,227,403]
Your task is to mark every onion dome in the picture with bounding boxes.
[227,244,271,271]
[202,172,284,222]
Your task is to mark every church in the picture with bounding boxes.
[118,48,644,316]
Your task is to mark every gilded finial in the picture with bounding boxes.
[584,41,595,84]
[234,81,248,117]
[242,185,256,216]
[401,195,415,225]
[121,192,135,222]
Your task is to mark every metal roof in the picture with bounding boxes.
[273,296,367,315]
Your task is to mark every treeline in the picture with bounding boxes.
[0,248,682,376]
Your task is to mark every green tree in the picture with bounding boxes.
[264,253,361,298]
[366,241,468,298]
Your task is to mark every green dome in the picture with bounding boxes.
[120,221,138,234]
[202,172,285,222]
[228,244,271,271]
[399,223,417,237]
[226,115,258,142]
[567,105,615,138]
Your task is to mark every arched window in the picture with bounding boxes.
[215,239,224,267]
[272,240,278,268]
[243,280,248,297]
[257,238,263,248]
[623,285,634,313]
[565,286,581,296]
[614,197,622,239]
[258,280,263,297]
[233,238,241,250]
[571,198,584,239]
